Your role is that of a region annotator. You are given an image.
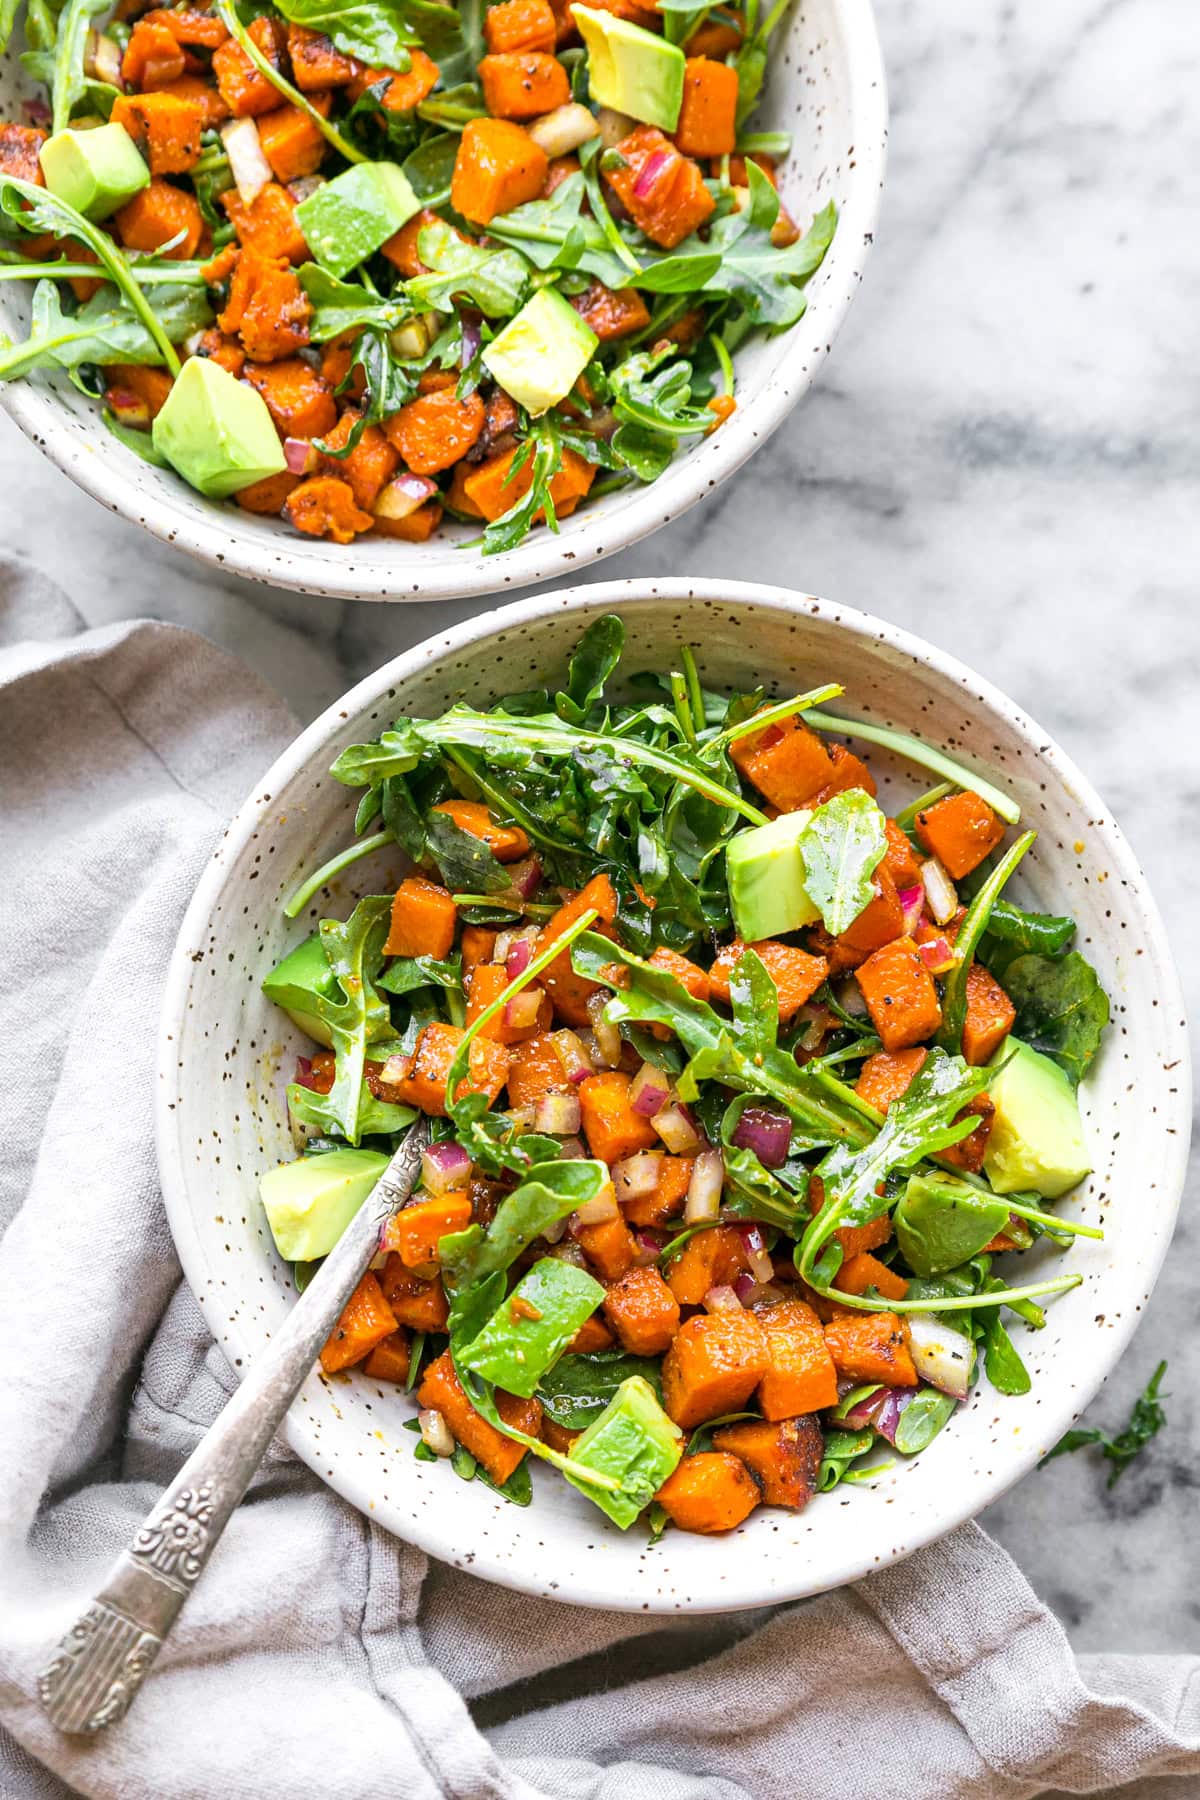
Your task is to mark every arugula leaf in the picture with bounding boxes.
[407,222,531,318]
[479,422,564,557]
[316,324,443,458]
[555,613,624,725]
[818,1428,875,1491]
[797,790,888,936]
[727,946,778,1058]
[401,131,460,205]
[287,1080,415,1141]
[537,1348,663,1430]
[271,0,418,71]
[103,410,173,466]
[609,345,712,438]
[377,953,462,996]
[0,0,21,54]
[483,173,632,288]
[297,266,406,342]
[893,1390,957,1455]
[313,897,394,1144]
[1001,950,1110,1086]
[936,832,1035,1055]
[48,0,110,132]
[423,810,512,895]
[979,1303,1031,1396]
[1042,1361,1168,1485]
[981,900,1076,959]
[0,277,211,380]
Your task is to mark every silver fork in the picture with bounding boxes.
[38,1117,430,1735]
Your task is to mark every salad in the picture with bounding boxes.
[0,0,833,552]
[259,616,1111,1535]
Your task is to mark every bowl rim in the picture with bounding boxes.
[156,577,1191,1610]
[0,0,887,602]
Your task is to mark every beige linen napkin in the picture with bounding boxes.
[1,559,1197,1800]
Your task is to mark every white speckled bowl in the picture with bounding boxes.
[0,3,885,601]
[158,580,1190,1611]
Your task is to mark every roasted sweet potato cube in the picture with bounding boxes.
[961,962,1015,1065]
[362,1329,411,1383]
[855,1046,927,1113]
[566,1314,614,1353]
[814,742,877,803]
[655,1451,759,1533]
[287,22,360,89]
[384,875,457,958]
[855,935,942,1052]
[379,1256,450,1330]
[461,925,498,971]
[152,73,231,127]
[111,91,205,173]
[145,8,229,48]
[380,1022,510,1117]
[824,1311,918,1386]
[661,1309,768,1430]
[882,818,922,890]
[383,1192,472,1269]
[116,179,203,258]
[569,277,652,341]
[244,357,336,438]
[218,250,311,361]
[663,1224,748,1307]
[579,1071,659,1164]
[604,124,714,249]
[533,872,617,1026]
[834,1251,909,1303]
[234,469,299,514]
[103,363,173,420]
[350,49,439,112]
[836,867,905,959]
[283,475,373,542]
[384,386,486,475]
[257,95,331,182]
[416,1349,541,1484]
[430,800,529,862]
[603,1265,680,1355]
[221,180,309,261]
[709,938,829,1024]
[712,1416,823,1510]
[753,1297,838,1419]
[319,1271,398,1373]
[451,116,548,225]
[212,15,284,116]
[506,1032,573,1108]
[466,963,552,1044]
[730,712,833,811]
[941,1094,995,1173]
[461,442,595,530]
[479,50,570,118]
[314,411,400,508]
[674,56,738,158]
[484,0,558,52]
[646,946,711,1003]
[122,17,187,88]
[542,1417,583,1454]
[573,1208,638,1280]
[623,1154,693,1228]
[914,791,1006,880]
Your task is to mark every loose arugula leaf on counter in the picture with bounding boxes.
[1001,950,1110,1086]
[312,896,394,1144]
[1042,1361,1168,1485]
[797,790,888,936]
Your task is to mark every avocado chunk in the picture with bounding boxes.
[563,1374,683,1528]
[983,1037,1092,1198]
[39,123,149,220]
[894,1175,1011,1277]
[726,808,820,941]
[260,1147,389,1261]
[152,357,287,499]
[462,1258,605,1397]
[481,286,598,418]
[294,161,420,280]
[571,5,685,130]
[263,932,338,1047]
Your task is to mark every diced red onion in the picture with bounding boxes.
[731,1104,791,1170]
[504,987,545,1032]
[558,1135,588,1160]
[733,1272,784,1307]
[460,315,482,367]
[612,1150,664,1201]
[736,1224,775,1285]
[283,437,317,475]
[797,1004,831,1054]
[421,1140,471,1196]
[533,1091,581,1135]
[653,1101,702,1155]
[632,1228,662,1266]
[629,1060,672,1118]
[921,857,958,927]
[552,1029,594,1084]
[842,1389,888,1430]
[898,883,925,934]
[918,935,956,975]
[874,1388,917,1446]
[508,855,543,901]
[572,1184,619,1228]
[834,977,869,1017]
[22,97,51,128]
[586,990,622,1068]
[418,1408,455,1458]
[907,1314,973,1399]
[221,116,272,207]
[703,1283,742,1314]
[633,147,674,199]
[374,472,437,521]
[293,1055,318,1091]
[685,1147,724,1223]
[505,937,534,979]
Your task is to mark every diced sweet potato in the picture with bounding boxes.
[506,1032,573,1108]
[461,441,595,528]
[605,124,714,249]
[854,935,943,1052]
[808,1175,893,1261]
[122,17,187,88]
[533,871,617,1026]
[221,180,308,261]
[882,818,922,891]
[116,179,203,258]
[212,15,284,116]
[362,1329,411,1383]
[814,742,877,803]
[603,1265,680,1355]
[461,925,498,971]
[485,0,558,52]
[836,867,904,959]
[317,408,400,509]
[287,23,360,89]
[542,1417,583,1454]
[647,946,711,1003]
[729,711,833,811]
[834,1251,909,1303]
[111,91,205,173]
[466,962,552,1044]
[579,1070,659,1164]
[0,122,45,184]
[372,499,444,541]
[219,250,311,361]
[384,386,486,475]
[566,1314,614,1353]
[417,1349,541,1483]
[713,1416,823,1509]
[824,1311,918,1386]
[380,205,445,275]
[319,1271,398,1373]
[384,875,457,958]
[573,1208,638,1280]
[383,1192,473,1269]
[243,357,335,438]
[151,73,231,128]
[200,242,239,286]
[103,362,173,420]
[655,1451,759,1533]
[855,1046,927,1113]
[623,1153,693,1228]
[479,50,570,118]
[234,469,299,513]
[257,95,331,182]
[145,8,229,48]
[674,56,738,157]
[542,152,579,196]
[914,791,1006,880]
[430,799,530,862]
[941,1093,995,1173]
[709,938,828,1023]
[569,278,651,342]
[350,49,439,112]
[754,1296,838,1419]
[380,1022,510,1117]
[661,1309,768,1430]
[664,1224,748,1307]
[961,962,1015,1065]
[283,475,373,542]
[685,13,743,56]
[451,116,548,225]
[320,332,367,397]
[379,1255,450,1330]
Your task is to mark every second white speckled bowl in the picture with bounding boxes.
[157,579,1190,1611]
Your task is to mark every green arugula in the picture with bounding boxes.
[407,222,530,318]
[215,0,365,162]
[270,0,419,71]
[287,1080,415,1141]
[483,173,631,289]
[936,830,1035,1055]
[1002,950,1110,1086]
[313,896,395,1144]
[797,789,888,935]
[296,266,407,342]
[1042,1361,1168,1485]
[46,0,110,131]
[0,277,210,379]
[537,1349,664,1430]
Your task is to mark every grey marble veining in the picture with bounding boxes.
[1,0,1195,1654]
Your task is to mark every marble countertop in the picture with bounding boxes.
[1,0,1194,1656]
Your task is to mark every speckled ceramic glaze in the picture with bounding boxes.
[0,5,885,601]
[158,581,1190,1611]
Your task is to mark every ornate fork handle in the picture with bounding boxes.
[39,1119,429,1735]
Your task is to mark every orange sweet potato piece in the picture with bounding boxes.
[566,1314,615,1353]
[452,116,548,225]
[730,712,833,810]
[709,938,829,1024]
[362,1329,411,1383]
[384,387,486,476]
[417,1349,541,1483]
[145,8,229,48]
[212,15,284,116]
[533,871,617,1026]
[855,1046,927,1113]
[283,475,373,542]
[674,56,738,157]
[623,1153,693,1228]
[320,333,366,397]
[350,48,439,111]
[914,791,1006,880]
[664,1224,747,1306]
[384,1192,473,1269]
[882,818,922,891]
[379,1255,451,1330]
[834,1251,909,1303]
[461,925,498,971]
[111,92,205,173]
[542,1417,583,1454]
[384,875,457,958]
[287,23,360,89]
[605,124,714,248]
[824,1311,917,1386]
[382,1022,510,1117]
[836,867,904,959]
[466,963,552,1044]
[122,17,187,88]
[712,1416,823,1509]
[807,1174,893,1263]
[430,800,530,862]
[814,742,877,803]
[961,962,1015,1066]
[485,0,558,52]
[753,1297,838,1419]
[646,946,711,1003]
[234,469,300,513]
[372,501,444,541]
[854,935,943,1053]
[579,1070,659,1164]
[319,1271,398,1373]
[656,1451,758,1533]
[258,95,331,182]
[115,179,203,258]
[151,73,231,128]
[685,12,743,56]
[219,251,311,360]
[941,1093,995,1173]
[661,1310,769,1430]
[570,278,651,342]
[103,362,173,420]
[221,180,308,261]
[574,1207,638,1280]
[244,357,336,438]
[0,122,45,184]
[318,408,400,508]
[603,1265,680,1355]
[506,1032,573,1108]
[380,205,445,275]
[479,50,570,118]
[461,442,595,526]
